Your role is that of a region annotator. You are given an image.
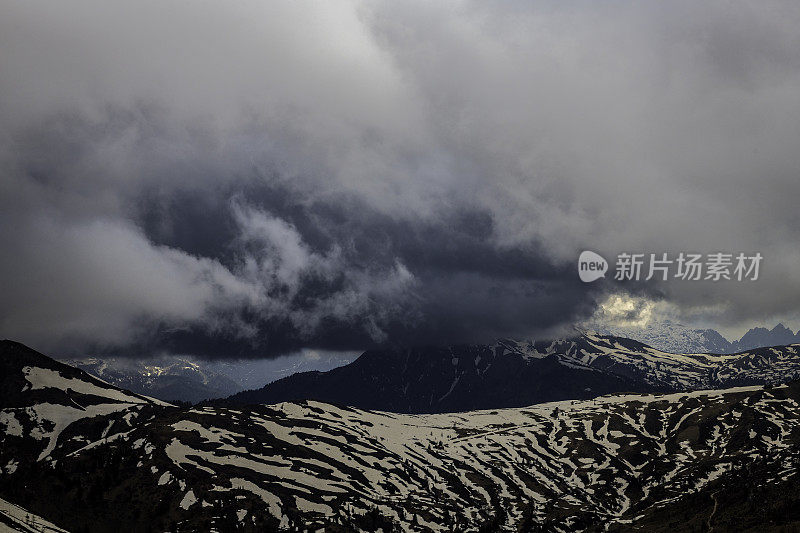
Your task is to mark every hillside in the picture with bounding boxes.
[3,340,800,531]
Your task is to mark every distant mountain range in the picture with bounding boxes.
[54,323,799,405]
[224,332,800,413]
[735,323,800,351]
[4,339,800,531]
[57,356,241,404]
[59,352,356,404]
[589,321,800,354]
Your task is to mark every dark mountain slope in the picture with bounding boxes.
[228,342,651,412]
[223,333,800,412]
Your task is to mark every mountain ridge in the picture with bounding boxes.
[222,332,800,413]
[590,321,800,354]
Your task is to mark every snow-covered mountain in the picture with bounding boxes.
[225,332,800,413]
[734,323,800,352]
[0,341,171,466]
[588,320,735,354]
[60,352,356,404]
[3,339,800,531]
[59,355,242,404]
[587,320,800,355]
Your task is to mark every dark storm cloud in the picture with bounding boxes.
[2,1,800,356]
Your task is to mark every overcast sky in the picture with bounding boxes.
[2,1,800,357]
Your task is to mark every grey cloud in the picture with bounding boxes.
[1,1,800,356]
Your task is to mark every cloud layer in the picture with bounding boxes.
[2,1,800,356]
